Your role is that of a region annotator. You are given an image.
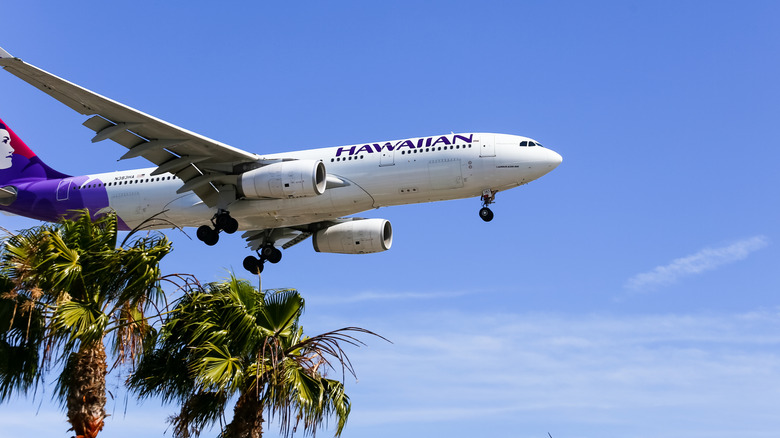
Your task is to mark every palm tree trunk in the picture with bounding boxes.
[66,342,107,438]
[224,389,263,438]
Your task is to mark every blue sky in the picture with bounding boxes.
[2,1,780,437]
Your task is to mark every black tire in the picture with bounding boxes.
[260,245,275,258]
[197,225,212,242]
[203,228,220,246]
[479,207,494,222]
[267,247,282,264]
[215,213,231,230]
[223,217,239,234]
[243,256,263,274]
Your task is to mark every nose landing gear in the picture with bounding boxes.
[243,244,283,274]
[479,189,497,222]
[196,210,239,246]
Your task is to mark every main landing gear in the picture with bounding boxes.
[196,210,239,246]
[243,244,283,274]
[479,189,497,222]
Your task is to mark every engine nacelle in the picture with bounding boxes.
[313,219,393,254]
[238,160,327,199]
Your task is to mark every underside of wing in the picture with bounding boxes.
[242,217,393,255]
[0,48,260,207]
[243,226,318,252]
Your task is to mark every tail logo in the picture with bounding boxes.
[0,123,13,170]
[0,118,67,183]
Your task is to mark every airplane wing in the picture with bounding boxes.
[0,47,260,207]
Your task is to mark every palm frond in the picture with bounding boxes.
[129,274,380,438]
[170,391,227,438]
[0,209,173,416]
[0,282,46,401]
[53,300,110,349]
[191,342,245,392]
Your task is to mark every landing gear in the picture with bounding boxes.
[197,225,220,246]
[243,244,283,274]
[479,189,497,222]
[479,207,494,222]
[243,255,264,274]
[196,210,239,246]
[261,245,283,264]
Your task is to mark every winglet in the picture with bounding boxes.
[0,47,12,59]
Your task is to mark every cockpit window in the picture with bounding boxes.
[519,141,528,146]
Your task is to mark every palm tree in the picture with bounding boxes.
[0,211,172,438]
[130,276,381,438]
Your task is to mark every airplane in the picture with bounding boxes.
[0,46,562,274]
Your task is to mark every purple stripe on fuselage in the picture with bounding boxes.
[1,175,130,230]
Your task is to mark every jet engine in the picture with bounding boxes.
[238,160,327,199]
[313,219,393,254]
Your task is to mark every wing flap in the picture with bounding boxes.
[242,228,313,251]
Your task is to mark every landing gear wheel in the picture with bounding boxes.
[260,246,282,264]
[215,213,239,234]
[479,207,494,222]
[479,189,497,223]
[197,225,212,241]
[223,217,239,234]
[215,214,230,230]
[266,247,282,264]
[243,256,264,274]
[203,228,219,246]
[197,225,220,245]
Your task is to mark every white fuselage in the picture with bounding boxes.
[70,133,561,231]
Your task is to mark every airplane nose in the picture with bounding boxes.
[546,149,562,169]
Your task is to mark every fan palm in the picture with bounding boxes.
[130,276,380,438]
[0,211,171,438]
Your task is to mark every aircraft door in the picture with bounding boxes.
[56,179,73,201]
[479,134,496,157]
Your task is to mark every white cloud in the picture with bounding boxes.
[625,236,769,291]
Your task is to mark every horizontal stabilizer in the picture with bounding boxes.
[0,186,18,206]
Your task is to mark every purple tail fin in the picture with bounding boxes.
[0,117,70,184]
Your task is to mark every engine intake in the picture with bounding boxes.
[313,219,393,254]
[238,160,327,199]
